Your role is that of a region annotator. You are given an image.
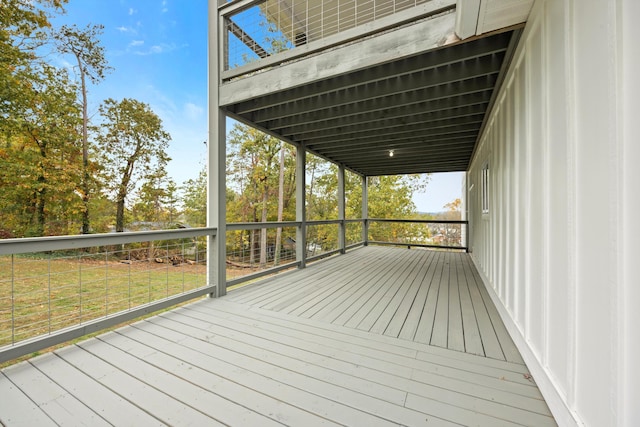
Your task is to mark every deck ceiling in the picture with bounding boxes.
[224,29,521,176]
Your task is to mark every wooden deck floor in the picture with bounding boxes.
[0,247,556,426]
[228,246,523,363]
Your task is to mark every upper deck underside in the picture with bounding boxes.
[219,1,526,176]
[0,246,556,426]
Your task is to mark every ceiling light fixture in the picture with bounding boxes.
[389,150,394,157]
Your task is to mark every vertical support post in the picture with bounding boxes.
[207,1,227,297]
[296,145,307,268]
[362,175,368,245]
[463,171,470,252]
[338,164,346,253]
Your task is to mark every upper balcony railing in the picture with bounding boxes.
[0,218,465,363]
[219,0,450,80]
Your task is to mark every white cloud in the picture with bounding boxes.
[161,0,168,13]
[116,25,138,35]
[132,42,185,56]
[129,40,144,47]
[128,8,136,15]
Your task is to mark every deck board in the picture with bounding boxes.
[230,246,521,361]
[2,361,111,426]
[1,246,555,426]
[0,371,57,427]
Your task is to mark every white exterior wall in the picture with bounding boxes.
[466,0,639,426]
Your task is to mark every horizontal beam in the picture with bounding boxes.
[321,146,477,167]
[226,261,301,287]
[220,11,458,106]
[267,92,491,134]
[227,221,301,231]
[288,104,489,143]
[307,125,481,151]
[254,55,502,126]
[284,106,486,145]
[369,218,468,224]
[227,20,268,58]
[347,155,473,170]
[315,134,478,155]
[368,241,467,251]
[228,31,512,113]
[222,0,457,82]
[0,228,217,255]
[0,285,216,364]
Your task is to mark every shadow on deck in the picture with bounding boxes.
[0,246,556,426]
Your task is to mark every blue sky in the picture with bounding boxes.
[50,0,461,212]
[50,0,210,186]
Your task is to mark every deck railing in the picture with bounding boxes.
[0,228,216,363]
[220,0,449,80]
[225,219,366,287]
[368,218,468,251]
[0,218,464,363]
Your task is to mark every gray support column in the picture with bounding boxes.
[338,164,346,253]
[362,175,368,245]
[207,2,227,297]
[296,146,307,268]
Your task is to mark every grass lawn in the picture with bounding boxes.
[0,253,207,364]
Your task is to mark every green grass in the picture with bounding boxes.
[0,254,207,358]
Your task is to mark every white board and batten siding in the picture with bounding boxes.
[466,0,640,426]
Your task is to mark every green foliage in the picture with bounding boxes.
[227,123,296,223]
[181,166,207,227]
[131,170,178,225]
[225,122,433,260]
[0,0,67,125]
[0,64,85,236]
[52,23,111,233]
[97,98,171,232]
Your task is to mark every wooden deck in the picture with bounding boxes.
[0,246,556,426]
[228,246,523,363]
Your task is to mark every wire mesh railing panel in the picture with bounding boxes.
[306,222,339,260]
[224,0,433,72]
[226,226,298,281]
[0,234,208,348]
[346,221,364,246]
[368,219,467,249]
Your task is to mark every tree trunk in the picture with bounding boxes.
[35,184,46,236]
[249,228,256,266]
[274,146,285,265]
[79,63,90,234]
[115,193,126,232]
[115,159,134,232]
[259,190,268,268]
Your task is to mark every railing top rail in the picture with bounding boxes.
[227,221,301,231]
[0,227,217,255]
[226,219,366,230]
[369,218,468,224]
[307,219,341,226]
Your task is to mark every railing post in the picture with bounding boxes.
[208,1,226,297]
[296,145,307,268]
[362,175,369,245]
[338,164,346,254]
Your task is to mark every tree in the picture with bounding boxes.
[0,64,83,236]
[227,123,296,266]
[182,166,207,227]
[274,145,285,265]
[443,198,461,215]
[440,197,462,246]
[97,98,171,232]
[1,0,67,128]
[53,23,111,234]
[131,170,177,225]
